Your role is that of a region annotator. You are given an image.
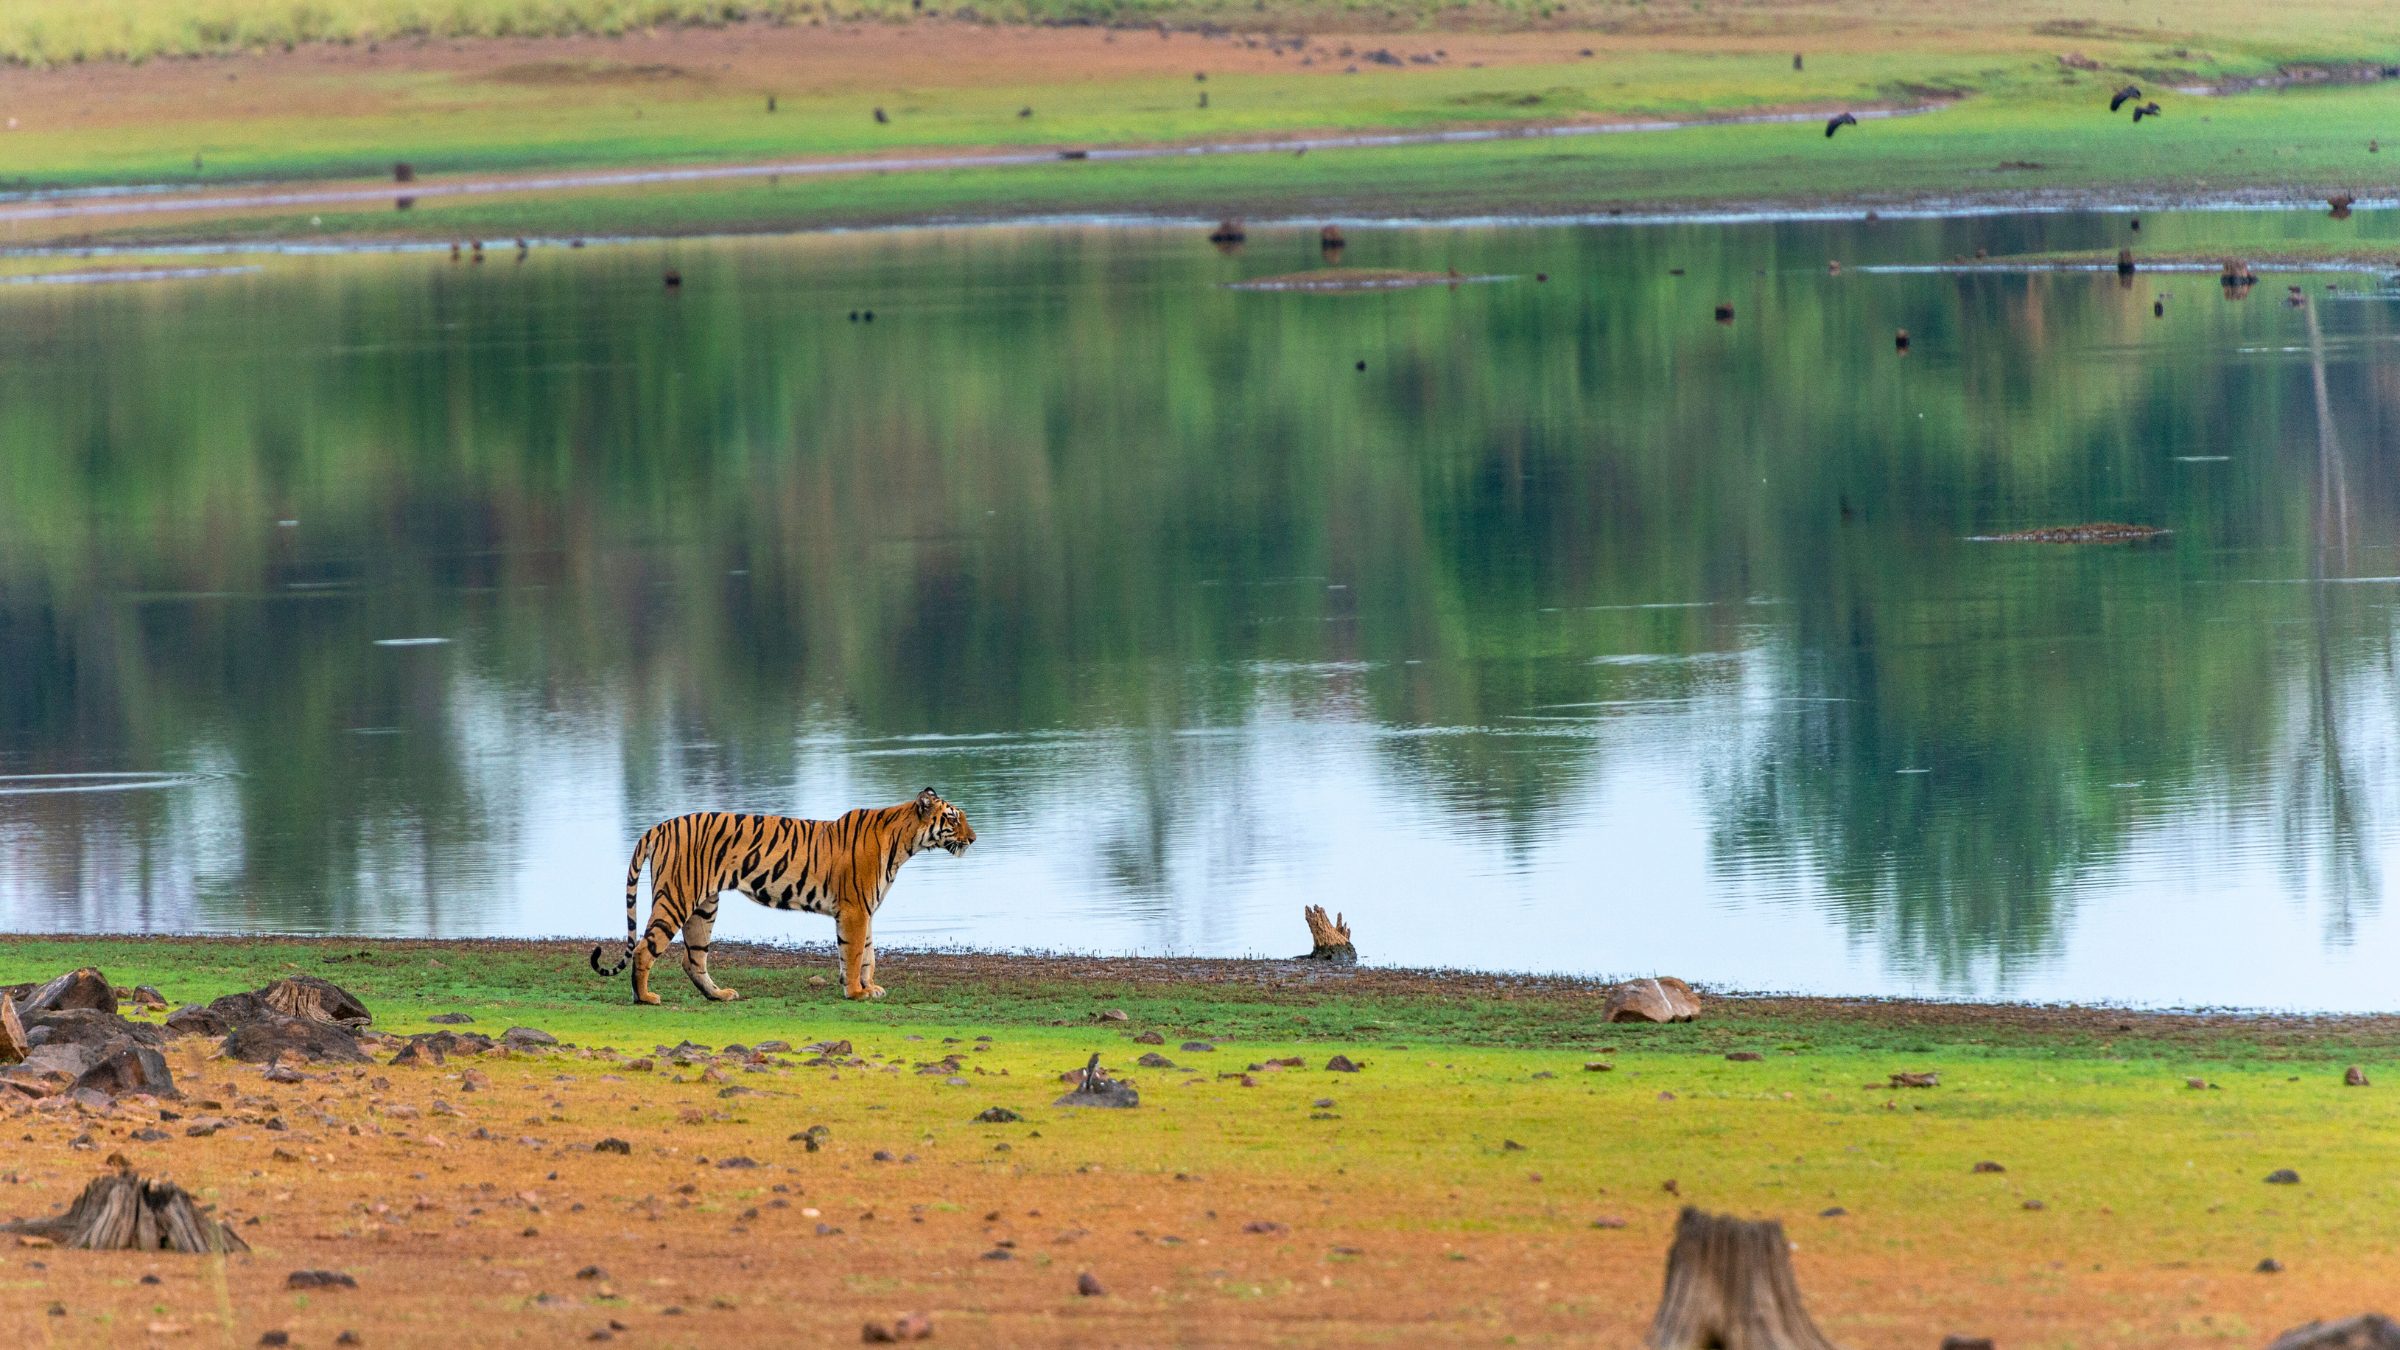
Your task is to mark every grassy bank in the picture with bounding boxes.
[2,937,2396,1345]
[5,6,2400,245]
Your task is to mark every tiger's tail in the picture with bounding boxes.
[591,827,654,977]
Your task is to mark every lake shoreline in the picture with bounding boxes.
[16,934,2398,1039]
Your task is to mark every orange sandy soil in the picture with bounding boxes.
[1,941,2397,1346]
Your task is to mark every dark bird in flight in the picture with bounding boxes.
[2132,101,2162,122]
[1825,112,1857,138]
[2110,85,2142,112]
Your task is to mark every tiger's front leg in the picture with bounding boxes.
[836,903,885,1000]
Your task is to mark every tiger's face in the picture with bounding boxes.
[914,788,976,856]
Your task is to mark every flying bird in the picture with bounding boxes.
[2132,101,2162,122]
[1825,112,1858,138]
[2109,85,2142,112]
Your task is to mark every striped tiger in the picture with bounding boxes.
[589,788,975,1005]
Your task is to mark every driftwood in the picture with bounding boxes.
[2,1172,248,1253]
[1648,1208,1839,1350]
[1300,906,1357,964]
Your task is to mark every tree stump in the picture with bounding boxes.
[1299,906,1357,964]
[1647,1207,1840,1350]
[0,996,26,1065]
[2,1172,249,1253]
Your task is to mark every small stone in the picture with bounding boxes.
[2266,1168,2301,1185]
[1501,1139,1527,1152]
[1096,1009,1129,1023]
[337,1335,362,1347]
[2187,1078,2207,1089]
[1590,1216,1628,1229]
[716,1156,758,1169]
[593,1138,632,1155]
[973,1107,1022,1124]
[286,1270,358,1290]
[577,1265,609,1281]
[1324,1055,1362,1073]
[1179,1042,1215,1053]
[2345,1066,2370,1087]
[873,1150,897,1162]
[1135,1053,1177,1069]
[1819,1207,1847,1218]
[2021,1199,2045,1211]
[1939,1338,1996,1350]
[1724,1051,1763,1062]
[1131,1031,1164,1045]
[981,1248,1013,1261]
[425,1014,474,1025]
[1888,1071,1940,1089]
[1242,1220,1289,1235]
[1076,1270,1106,1296]
[2257,1257,2284,1273]
[1584,1061,1614,1072]
[261,1333,292,1347]
[1971,1160,2005,1174]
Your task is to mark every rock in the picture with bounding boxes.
[2187,1078,2206,1089]
[715,1157,759,1170]
[286,1271,357,1290]
[503,1028,558,1047]
[2266,1168,2302,1185]
[1888,1071,1941,1089]
[389,1041,444,1068]
[5,969,117,1017]
[223,1016,369,1065]
[1592,1216,1629,1229]
[0,997,25,1065]
[1179,1041,1215,1053]
[1135,1053,1177,1070]
[1095,1010,1129,1023]
[2266,1315,2400,1349]
[130,987,168,1010]
[2346,1066,2370,1087]
[973,1107,1023,1124]
[577,1265,609,1281]
[426,1014,475,1025]
[1818,1207,1847,1218]
[1325,1055,1363,1073]
[70,1040,179,1101]
[1584,1061,1615,1072]
[1242,1220,1289,1235]
[1940,1338,1996,1350]
[1602,977,1702,1024]
[2258,1257,2285,1273]
[1131,1031,1164,1045]
[1971,1161,2005,1174]
[1725,1052,1763,1062]
[860,1312,934,1342]
[593,1139,632,1155]
[1076,1271,1106,1296]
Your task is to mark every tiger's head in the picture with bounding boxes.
[913,787,976,856]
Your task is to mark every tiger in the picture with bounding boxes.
[589,787,975,1005]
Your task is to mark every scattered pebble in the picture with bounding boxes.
[286,1270,357,1290]
[1076,1271,1106,1296]
[1972,1161,2005,1174]
[2266,1168,2302,1185]
[2257,1257,2285,1273]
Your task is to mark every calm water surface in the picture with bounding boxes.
[5,213,2400,1008]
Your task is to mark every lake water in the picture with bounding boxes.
[6,213,2400,1008]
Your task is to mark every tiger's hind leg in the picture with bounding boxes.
[630,885,686,1006]
[681,896,739,1002]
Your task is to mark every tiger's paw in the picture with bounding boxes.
[867,983,887,1000]
[708,987,740,1002]
[635,991,662,1006]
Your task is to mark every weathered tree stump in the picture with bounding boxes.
[1299,906,1357,964]
[1647,1207,1840,1350]
[1054,1053,1139,1109]
[2,1172,249,1253]
[0,996,26,1065]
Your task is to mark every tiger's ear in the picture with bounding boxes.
[916,787,938,818]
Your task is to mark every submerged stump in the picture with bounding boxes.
[1647,1207,1839,1350]
[3,1172,249,1253]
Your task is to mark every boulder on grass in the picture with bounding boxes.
[3,969,117,1016]
[223,1016,370,1065]
[1604,977,1703,1024]
[2267,1314,2400,1350]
